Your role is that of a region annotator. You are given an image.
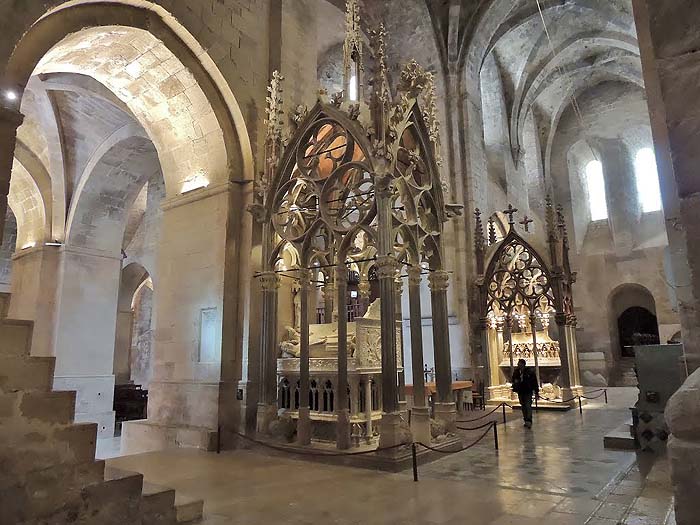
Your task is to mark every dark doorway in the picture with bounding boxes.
[617,307,660,357]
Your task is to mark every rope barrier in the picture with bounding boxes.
[415,423,496,454]
[456,402,510,422]
[456,420,498,431]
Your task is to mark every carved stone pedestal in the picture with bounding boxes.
[410,406,431,444]
[433,401,457,432]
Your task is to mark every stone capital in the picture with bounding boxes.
[357,280,371,298]
[258,271,281,291]
[407,266,422,286]
[428,270,449,292]
[375,255,398,279]
[297,268,312,289]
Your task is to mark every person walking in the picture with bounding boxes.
[512,358,539,428]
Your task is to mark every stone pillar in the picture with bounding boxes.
[555,313,576,402]
[323,276,334,323]
[408,266,430,444]
[376,255,401,448]
[257,271,281,434]
[665,368,700,524]
[52,245,122,438]
[429,270,456,431]
[364,377,373,442]
[122,187,248,453]
[394,273,406,406]
[530,314,541,388]
[632,0,700,374]
[297,269,311,445]
[0,107,23,245]
[335,265,350,449]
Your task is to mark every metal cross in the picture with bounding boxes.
[519,215,534,232]
[503,204,518,225]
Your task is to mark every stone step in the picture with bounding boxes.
[604,422,638,450]
[105,466,204,524]
[3,422,98,477]
[0,319,33,357]
[0,459,106,522]
[0,355,55,393]
[0,389,76,424]
[142,481,178,524]
[78,469,144,524]
[176,492,205,523]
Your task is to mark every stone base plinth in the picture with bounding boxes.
[378,411,409,450]
[53,374,115,437]
[121,420,218,454]
[433,402,457,432]
[410,406,431,445]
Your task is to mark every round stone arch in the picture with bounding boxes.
[4,0,254,191]
[607,283,659,360]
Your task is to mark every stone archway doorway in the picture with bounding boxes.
[617,306,660,358]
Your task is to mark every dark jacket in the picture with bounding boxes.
[512,367,539,396]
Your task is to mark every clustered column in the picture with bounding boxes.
[408,266,430,443]
[428,269,456,430]
[257,271,280,433]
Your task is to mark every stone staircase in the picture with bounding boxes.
[0,295,203,524]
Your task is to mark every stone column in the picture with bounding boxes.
[632,0,700,374]
[429,270,456,430]
[0,107,23,245]
[395,273,406,407]
[297,269,311,445]
[665,368,700,524]
[364,377,373,442]
[408,266,430,444]
[555,313,575,402]
[335,265,350,448]
[376,255,401,447]
[257,271,281,434]
[323,276,334,324]
[530,313,541,388]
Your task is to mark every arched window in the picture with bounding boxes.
[634,148,662,213]
[586,160,608,221]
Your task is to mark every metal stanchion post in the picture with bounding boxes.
[412,443,418,482]
[493,422,499,451]
[578,396,582,415]
[604,389,608,404]
[217,425,221,454]
[534,395,538,411]
[502,403,506,425]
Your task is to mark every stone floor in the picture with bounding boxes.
[106,388,675,524]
